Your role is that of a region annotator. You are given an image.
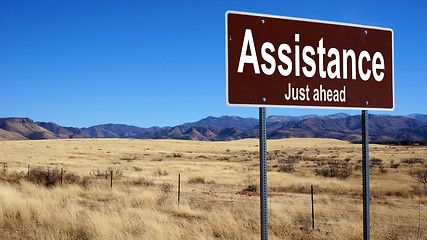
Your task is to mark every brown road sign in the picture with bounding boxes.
[226,11,394,110]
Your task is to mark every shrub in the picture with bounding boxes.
[188,177,205,184]
[379,164,387,174]
[91,169,110,179]
[409,169,427,185]
[91,168,122,179]
[79,177,91,189]
[132,177,154,186]
[286,155,303,163]
[390,163,400,168]
[370,158,383,166]
[153,169,169,177]
[279,164,295,173]
[120,155,139,161]
[160,182,173,194]
[402,158,424,165]
[157,182,173,205]
[28,168,56,186]
[410,185,427,196]
[0,171,25,184]
[243,184,257,192]
[63,170,81,184]
[28,168,80,187]
[133,166,143,172]
[314,160,352,179]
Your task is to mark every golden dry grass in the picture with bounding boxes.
[0,138,426,239]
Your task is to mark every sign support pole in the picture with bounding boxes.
[259,107,268,240]
[362,110,370,240]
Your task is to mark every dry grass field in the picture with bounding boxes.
[0,138,426,239]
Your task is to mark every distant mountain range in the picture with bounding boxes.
[0,113,426,142]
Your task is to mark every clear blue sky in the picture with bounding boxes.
[1,0,426,127]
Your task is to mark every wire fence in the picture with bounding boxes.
[1,161,426,236]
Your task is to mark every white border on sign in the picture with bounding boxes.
[225,10,395,111]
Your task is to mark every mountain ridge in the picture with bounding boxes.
[0,113,426,142]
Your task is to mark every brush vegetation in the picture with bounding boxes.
[0,138,426,239]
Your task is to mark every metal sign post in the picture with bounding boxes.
[259,107,268,240]
[362,110,370,240]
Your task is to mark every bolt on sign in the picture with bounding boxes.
[226,11,394,110]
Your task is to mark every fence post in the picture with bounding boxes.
[61,168,63,186]
[178,173,181,207]
[3,162,6,173]
[27,164,30,178]
[311,185,315,229]
[417,200,421,239]
[110,171,113,188]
